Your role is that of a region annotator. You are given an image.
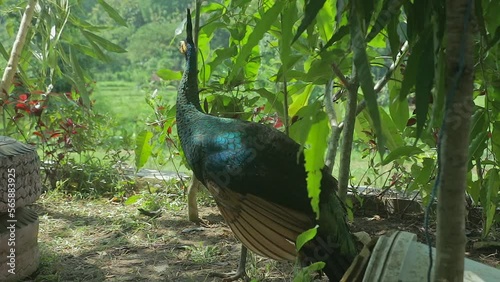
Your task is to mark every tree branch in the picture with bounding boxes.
[327,41,408,200]
[324,78,339,173]
[339,41,409,130]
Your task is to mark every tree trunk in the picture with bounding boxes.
[434,0,474,281]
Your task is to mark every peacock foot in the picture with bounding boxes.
[189,216,210,227]
[210,245,249,281]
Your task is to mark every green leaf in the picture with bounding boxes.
[474,0,488,43]
[322,25,349,50]
[467,179,481,205]
[71,43,106,61]
[157,69,182,80]
[304,110,329,219]
[367,0,404,42]
[304,261,325,272]
[81,30,127,53]
[292,261,326,282]
[408,158,435,192]
[124,194,142,206]
[483,168,499,237]
[380,108,404,151]
[351,7,385,156]
[315,0,336,42]
[389,64,409,131]
[468,132,488,170]
[244,44,260,85]
[387,12,400,59]
[492,121,500,163]
[280,1,296,70]
[296,226,318,251]
[289,84,314,118]
[85,38,109,62]
[97,0,127,27]
[208,46,238,72]
[228,1,285,83]
[382,146,424,165]
[251,88,284,117]
[304,58,334,84]
[399,47,418,100]
[414,32,434,141]
[292,0,327,43]
[354,111,373,142]
[69,46,90,107]
[135,130,153,171]
[276,55,303,82]
[0,42,8,60]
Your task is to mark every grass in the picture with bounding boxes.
[30,187,298,282]
[92,81,146,131]
[90,80,183,172]
[92,80,176,135]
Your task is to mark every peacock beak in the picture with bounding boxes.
[179,41,188,54]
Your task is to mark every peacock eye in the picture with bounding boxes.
[179,41,188,54]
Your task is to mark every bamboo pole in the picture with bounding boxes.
[0,0,37,105]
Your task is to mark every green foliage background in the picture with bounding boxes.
[0,0,499,239]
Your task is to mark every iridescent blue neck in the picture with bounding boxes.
[177,43,202,113]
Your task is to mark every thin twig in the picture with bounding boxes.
[324,78,339,173]
[401,190,421,218]
[331,62,351,89]
[282,73,289,135]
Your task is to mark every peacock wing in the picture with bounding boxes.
[205,179,313,261]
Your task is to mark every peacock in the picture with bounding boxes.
[176,9,358,281]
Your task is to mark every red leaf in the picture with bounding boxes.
[12,113,25,121]
[50,132,62,139]
[15,103,30,112]
[274,117,283,128]
[406,118,417,126]
[31,105,44,116]
[19,94,28,101]
[253,105,265,115]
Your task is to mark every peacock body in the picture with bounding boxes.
[176,10,358,281]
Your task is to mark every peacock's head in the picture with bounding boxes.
[179,9,195,59]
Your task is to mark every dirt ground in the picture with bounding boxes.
[24,189,499,282]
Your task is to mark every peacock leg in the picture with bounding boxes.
[210,245,249,282]
[187,175,202,223]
